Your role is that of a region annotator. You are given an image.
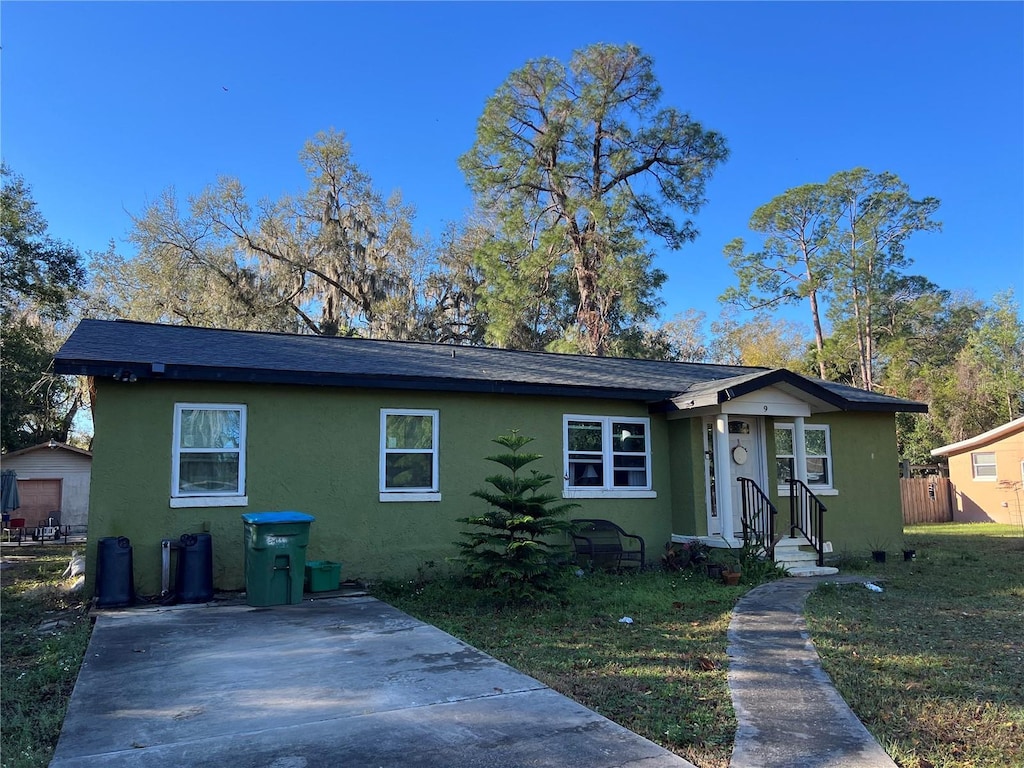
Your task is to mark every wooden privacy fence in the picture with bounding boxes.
[901,477,954,524]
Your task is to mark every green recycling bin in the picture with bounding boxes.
[241,512,315,606]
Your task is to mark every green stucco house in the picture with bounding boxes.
[54,319,926,595]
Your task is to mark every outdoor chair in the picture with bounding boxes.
[31,511,63,542]
[570,518,646,571]
[3,518,26,544]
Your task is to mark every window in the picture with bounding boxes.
[380,409,439,501]
[171,404,247,508]
[775,423,832,490]
[564,415,654,498]
[971,451,997,480]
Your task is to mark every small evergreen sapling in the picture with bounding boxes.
[454,431,578,602]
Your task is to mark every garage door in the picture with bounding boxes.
[16,479,62,527]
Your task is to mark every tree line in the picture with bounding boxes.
[2,43,1021,459]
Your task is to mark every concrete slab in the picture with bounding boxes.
[51,596,694,768]
[727,577,898,768]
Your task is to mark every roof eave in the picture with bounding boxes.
[55,359,674,403]
[654,369,928,415]
[2,441,92,458]
[931,416,1024,456]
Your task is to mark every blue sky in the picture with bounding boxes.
[3,1,1022,331]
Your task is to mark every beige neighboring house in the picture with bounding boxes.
[1,441,92,530]
[931,417,1024,525]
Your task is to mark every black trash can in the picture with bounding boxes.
[176,532,214,603]
[95,536,135,608]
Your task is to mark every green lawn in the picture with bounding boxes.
[4,525,1022,768]
[806,523,1024,768]
[0,546,91,768]
[375,567,746,768]
[384,525,1024,768]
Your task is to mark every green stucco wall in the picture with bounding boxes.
[667,419,707,536]
[768,412,903,553]
[87,379,679,595]
[87,378,906,595]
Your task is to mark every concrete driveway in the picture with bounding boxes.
[50,596,694,767]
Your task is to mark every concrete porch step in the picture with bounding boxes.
[773,536,833,554]
[774,537,836,576]
[784,565,840,577]
[774,553,813,563]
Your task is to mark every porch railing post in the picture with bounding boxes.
[788,457,798,537]
[816,502,825,566]
[738,476,779,560]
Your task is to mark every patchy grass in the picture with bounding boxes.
[806,523,1024,768]
[375,567,747,768]
[10,526,1020,768]
[1,546,92,768]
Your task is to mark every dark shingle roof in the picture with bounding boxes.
[53,319,927,412]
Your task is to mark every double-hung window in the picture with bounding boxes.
[380,409,440,501]
[971,452,997,480]
[775,423,833,491]
[564,415,655,498]
[171,403,247,508]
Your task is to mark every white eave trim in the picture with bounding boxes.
[931,417,1024,457]
[667,384,818,418]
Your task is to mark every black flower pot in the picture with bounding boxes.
[871,550,886,563]
[902,549,916,561]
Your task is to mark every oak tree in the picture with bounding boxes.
[0,165,86,451]
[105,131,423,338]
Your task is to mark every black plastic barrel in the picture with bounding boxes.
[176,532,214,603]
[95,536,135,608]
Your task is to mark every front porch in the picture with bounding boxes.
[673,529,839,578]
[730,472,839,577]
[665,375,845,577]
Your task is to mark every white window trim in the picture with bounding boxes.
[564,489,658,500]
[562,414,655,498]
[775,423,835,493]
[171,403,247,505]
[379,492,442,503]
[380,408,440,500]
[971,451,997,481]
[171,495,249,509]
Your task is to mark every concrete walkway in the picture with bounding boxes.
[50,595,693,768]
[727,577,897,768]
[49,578,898,768]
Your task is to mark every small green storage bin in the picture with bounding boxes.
[305,560,342,592]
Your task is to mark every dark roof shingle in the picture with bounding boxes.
[53,319,926,412]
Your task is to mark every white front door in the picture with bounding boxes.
[704,416,766,538]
